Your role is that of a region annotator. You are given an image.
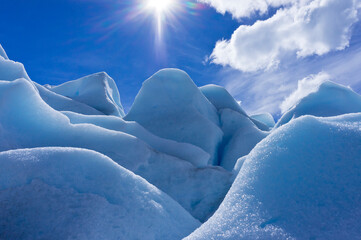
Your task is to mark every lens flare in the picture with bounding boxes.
[144,0,176,40]
[146,0,174,13]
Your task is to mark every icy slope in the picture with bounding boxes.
[0,47,31,82]
[200,84,269,131]
[62,111,210,167]
[0,147,200,240]
[251,113,275,128]
[46,72,125,117]
[0,44,8,59]
[199,84,268,170]
[276,81,361,127]
[125,69,223,165]
[200,84,248,116]
[219,109,268,171]
[186,113,361,239]
[0,78,232,222]
[35,82,104,115]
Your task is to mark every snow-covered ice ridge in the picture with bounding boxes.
[0,44,361,240]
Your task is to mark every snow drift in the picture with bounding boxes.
[0,147,199,240]
[187,113,361,239]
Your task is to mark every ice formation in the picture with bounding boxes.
[187,113,361,239]
[250,113,275,128]
[46,72,125,117]
[0,147,200,240]
[0,44,361,239]
[276,81,361,127]
[125,69,223,165]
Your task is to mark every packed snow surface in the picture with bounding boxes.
[0,147,200,240]
[187,113,361,239]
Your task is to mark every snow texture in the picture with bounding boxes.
[187,113,361,239]
[0,147,200,240]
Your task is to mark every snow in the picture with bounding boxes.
[200,84,248,116]
[0,50,31,82]
[46,72,125,117]
[62,111,210,167]
[250,113,275,128]
[0,44,9,60]
[186,113,361,239]
[0,147,200,240]
[0,78,232,222]
[200,84,270,131]
[125,69,223,165]
[276,81,361,127]
[1,43,361,239]
[219,109,268,171]
[35,82,104,115]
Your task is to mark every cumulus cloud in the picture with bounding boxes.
[198,0,293,18]
[203,0,360,72]
[280,72,330,113]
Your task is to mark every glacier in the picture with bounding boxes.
[186,113,361,239]
[0,147,199,240]
[0,43,361,239]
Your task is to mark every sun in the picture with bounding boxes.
[146,0,174,13]
[143,0,176,39]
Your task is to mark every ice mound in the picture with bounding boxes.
[0,147,200,240]
[35,82,104,115]
[186,113,361,239]
[62,111,210,167]
[46,72,125,117]
[200,84,248,116]
[0,78,232,222]
[125,69,223,165]
[276,81,361,127]
[0,48,30,82]
[200,84,269,131]
[251,113,275,128]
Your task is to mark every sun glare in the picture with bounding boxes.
[146,0,173,13]
[143,0,176,39]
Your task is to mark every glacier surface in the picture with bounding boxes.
[0,44,361,239]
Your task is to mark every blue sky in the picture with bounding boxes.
[1,0,361,117]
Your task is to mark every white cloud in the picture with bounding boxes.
[203,0,360,72]
[280,72,330,113]
[197,0,293,18]
[216,37,361,117]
